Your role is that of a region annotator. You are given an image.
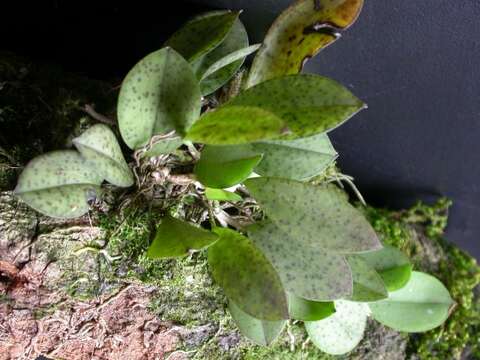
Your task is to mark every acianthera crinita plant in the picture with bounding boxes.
[14,0,455,355]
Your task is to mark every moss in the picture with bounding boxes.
[18,169,473,360]
[91,195,479,359]
[365,199,480,360]
[96,206,225,326]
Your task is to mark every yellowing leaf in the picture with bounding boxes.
[247,0,364,87]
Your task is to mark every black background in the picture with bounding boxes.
[2,1,479,259]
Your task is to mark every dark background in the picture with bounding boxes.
[2,0,479,259]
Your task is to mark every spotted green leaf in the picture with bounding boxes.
[244,178,381,253]
[247,221,352,301]
[305,300,369,355]
[165,11,239,62]
[369,271,455,333]
[205,188,242,202]
[192,15,255,95]
[346,255,388,302]
[147,216,218,259]
[187,75,364,144]
[118,47,201,149]
[252,133,337,180]
[357,244,412,291]
[195,145,262,188]
[72,124,133,187]
[208,227,288,320]
[247,0,364,87]
[229,300,286,346]
[287,293,335,322]
[185,106,288,145]
[14,150,103,219]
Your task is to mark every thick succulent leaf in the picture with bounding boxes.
[244,178,381,253]
[205,188,242,202]
[230,75,365,139]
[252,133,337,180]
[369,271,455,333]
[147,216,218,259]
[72,124,133,187]
[357,244,412,291]
[248,221,352,300]
[200,44,260,81]
[143,137,184,157]
[346,256,388,302]
[187,75,363,144]
[305,300,368,355]
[195,145,262,188]
[14,150,102,218]
[192,17,253,95]
[288,293,335,321]
[117,47,201,149]
[208,227,289,320]
[247,0,364,87]
[185,106,288,145]
[229,300,286,346]
[164,11,239,62]
[199,45,260,89]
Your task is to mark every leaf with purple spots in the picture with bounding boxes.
[73,124,134,187]
[244,178,382,253]
[208,227,289,320]
[346,255,388,302]
[118,47,201,149]
[247,221,353,301]
[14,150,103,218]
[252,132,337,180]
[186,75,365,144]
